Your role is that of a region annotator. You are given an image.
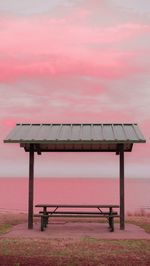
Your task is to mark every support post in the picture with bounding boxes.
[28,144,34,229]
[119,144,125,230]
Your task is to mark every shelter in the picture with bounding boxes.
[4,123,146,230]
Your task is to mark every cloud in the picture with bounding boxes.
[0,50,149,83]
[1,17,149,53]
[0,0,65,16]
[0,1,149,178]
[111,0,150,14]
[0,12,149,83]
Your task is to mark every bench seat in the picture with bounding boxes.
[39,211,118,215]
[34,212,119,232]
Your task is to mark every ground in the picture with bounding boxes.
[0,213,150,265]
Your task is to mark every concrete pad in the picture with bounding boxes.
[3,221,150,240]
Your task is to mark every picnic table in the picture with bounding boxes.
[35,204,120,232]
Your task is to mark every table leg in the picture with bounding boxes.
[43,207,48,227]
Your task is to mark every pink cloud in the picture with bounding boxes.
[0,12,149,83]
[0,2,149,179]
[0,51,148,83]
[1,16,149,54]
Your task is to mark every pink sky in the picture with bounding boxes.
[0,0,150,178]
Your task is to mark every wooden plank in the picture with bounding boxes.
[34,213,119,232]
[28,144,34,229]
[35,204,120,208]
[39,211,118,215]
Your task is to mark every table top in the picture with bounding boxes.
[35,204,120,208]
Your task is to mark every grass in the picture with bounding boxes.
[0,213,27,234]
[0,238,150,265]
[0,224,12,234]
[126,215,150,233]
[0,213,150,265]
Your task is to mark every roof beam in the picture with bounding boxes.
[35,144,42,155]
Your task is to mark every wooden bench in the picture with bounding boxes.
[35,204,120,232]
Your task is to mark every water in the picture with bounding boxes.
[0,178,149,214]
